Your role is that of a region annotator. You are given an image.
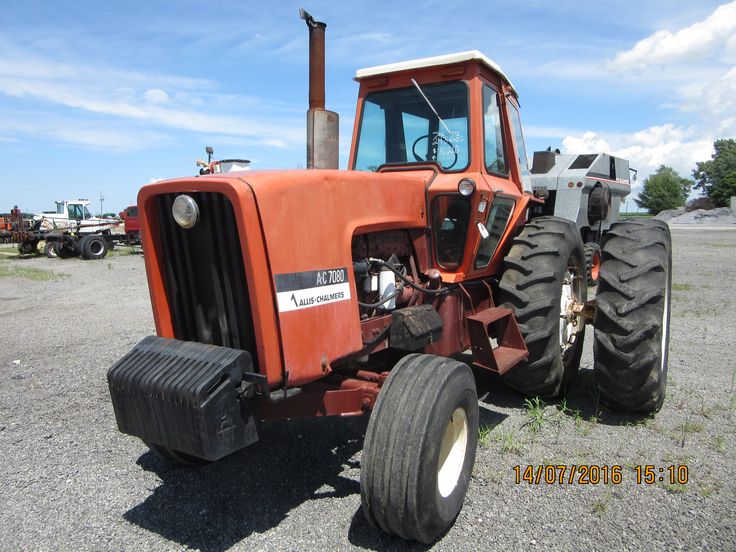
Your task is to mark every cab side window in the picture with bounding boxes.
[508,102,530,177]
[483,85,507,175]
[67,205,83,220]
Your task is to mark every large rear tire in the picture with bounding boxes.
[361,354,478,544]
[584,242,602,286]
[593,219,672,413]
[498,216,587,398]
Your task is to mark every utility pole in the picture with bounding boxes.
[99,191,105,217]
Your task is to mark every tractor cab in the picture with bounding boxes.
[350,51,534,281]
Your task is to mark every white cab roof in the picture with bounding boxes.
[355,50,516,94]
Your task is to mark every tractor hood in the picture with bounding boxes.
[235,169,430,275]
[138,168,432,388]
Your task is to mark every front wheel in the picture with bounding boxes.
[593,219,672,413]
[361,354,478,544]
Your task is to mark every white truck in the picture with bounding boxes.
[34,199,118,234]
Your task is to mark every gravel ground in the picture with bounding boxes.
[1,228,735,551]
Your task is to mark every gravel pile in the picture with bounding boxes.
[1,233,734,551]
[655,207,736,225]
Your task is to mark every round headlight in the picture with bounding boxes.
[458,178,476,197]
[172,194,199,229]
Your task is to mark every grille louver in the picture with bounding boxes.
[154,192,257,363]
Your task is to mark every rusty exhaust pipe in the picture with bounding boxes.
[300,8,339,170]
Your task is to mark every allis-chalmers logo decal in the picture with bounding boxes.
[274,267,351,312]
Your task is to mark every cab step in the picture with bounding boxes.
[466,307,528,375]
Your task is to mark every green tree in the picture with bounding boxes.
[693,139,736,207]
[634,165,692,214]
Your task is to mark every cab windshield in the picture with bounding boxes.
[354,81,469,172]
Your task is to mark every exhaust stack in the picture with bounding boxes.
[300,8,339,169]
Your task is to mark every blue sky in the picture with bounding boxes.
[1,1,734,213]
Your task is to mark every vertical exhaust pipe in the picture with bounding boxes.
[300,8,339,169]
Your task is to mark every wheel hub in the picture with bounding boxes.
[559,270,582,356]
[437,407,468,498]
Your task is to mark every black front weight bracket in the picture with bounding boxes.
[107,336,260,461]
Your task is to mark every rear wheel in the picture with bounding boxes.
[584,242,602,286]
[18,241,35,255]
[498,216,587,398]
[361,354,478,544]
[80,235,109,260]
[44,241,58,258]
[593,219,672,413]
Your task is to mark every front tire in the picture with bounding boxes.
[593,219,672,413]
[361,354,478,544]
[498,217,587,398]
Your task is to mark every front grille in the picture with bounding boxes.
[154,192,257,362]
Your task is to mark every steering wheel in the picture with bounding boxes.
[412,133,459,170]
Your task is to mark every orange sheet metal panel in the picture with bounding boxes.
[137,177,283,388]
[241,169,429,387]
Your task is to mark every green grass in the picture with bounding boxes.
[699,481,721,498]
[672,283,692,292]
[713,435,726,453]
[478,425,493,448]
[659,482,687,494]
[619,212,653,219]
[523,397,546,437]
[494,431,523,455]
[0,263,68,281]
[106,246,139,257]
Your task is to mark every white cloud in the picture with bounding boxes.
[562,132,612,155]
[610,1,736,70]
[0,52,304,151]
[143,88,169,103]
[561,125,713,180]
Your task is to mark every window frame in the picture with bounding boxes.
[473,195,516,270]
[481,83,509,177]
[353,80,472,173]
[431,193,473,271]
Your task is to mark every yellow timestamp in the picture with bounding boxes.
[513,464,689,485]
[634,464,689,485]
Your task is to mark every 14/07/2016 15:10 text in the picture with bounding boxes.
[513,465,689,485]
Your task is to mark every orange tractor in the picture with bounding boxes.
[108,12,671,544]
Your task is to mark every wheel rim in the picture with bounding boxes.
[559,263,583,362]
[437,407,468,498]
[660,275,670,374]
[90,240,102,255]
[591,251,600,281]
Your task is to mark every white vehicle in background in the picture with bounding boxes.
[529,150,634,284]
[34,199,119,234]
